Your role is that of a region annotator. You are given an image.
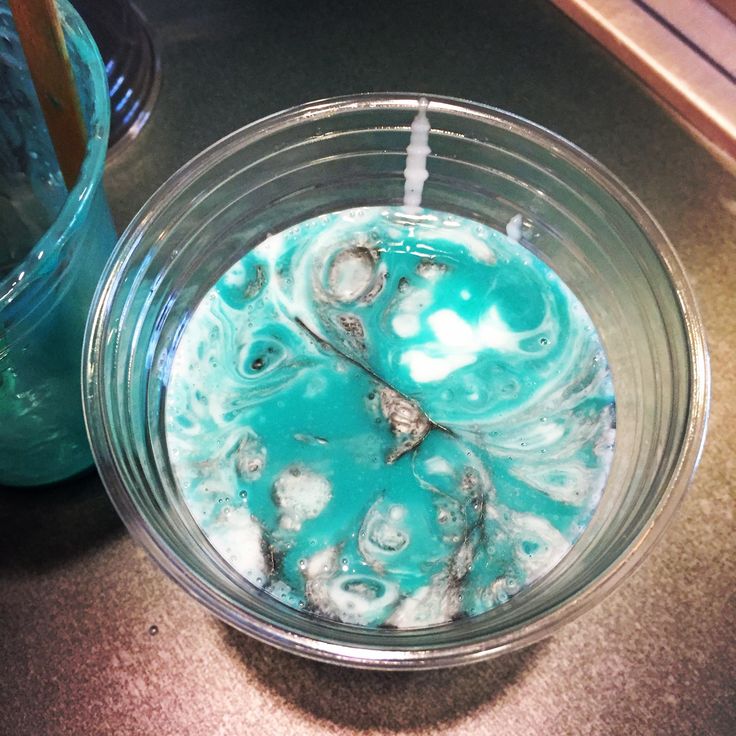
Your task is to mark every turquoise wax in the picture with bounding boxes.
[166,206,615,628]
[0,0,115,485]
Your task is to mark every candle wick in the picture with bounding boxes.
[403,97,431,214]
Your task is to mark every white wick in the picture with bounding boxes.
[506,214,523,243]
[403,97,431,214]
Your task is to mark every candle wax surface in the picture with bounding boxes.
[166,206,615,628]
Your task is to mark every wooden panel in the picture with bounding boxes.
[551,0,736,167]
[707,0,736,24]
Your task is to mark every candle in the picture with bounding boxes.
[165,104,615,628]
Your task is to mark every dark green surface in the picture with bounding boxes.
[2,1,734,734]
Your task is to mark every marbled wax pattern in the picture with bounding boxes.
[166,206,615,628]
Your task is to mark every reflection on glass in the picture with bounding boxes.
[72,0,160,156]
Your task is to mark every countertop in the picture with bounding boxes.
[1,1,734,734]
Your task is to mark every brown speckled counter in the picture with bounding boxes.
[1,1,734,733]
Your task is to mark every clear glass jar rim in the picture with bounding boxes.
[86,93,710,668]
[0,0,111,310]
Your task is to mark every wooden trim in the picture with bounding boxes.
[551,0,736,167]
[9,0,87,189]
[707,0,736,24]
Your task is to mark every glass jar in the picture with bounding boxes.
[0,0,115,486]
[84,94,709,668]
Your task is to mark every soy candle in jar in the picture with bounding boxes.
[165,102,615,628]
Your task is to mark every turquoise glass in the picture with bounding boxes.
[0,0,115,486]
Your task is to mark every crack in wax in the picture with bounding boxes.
[164,105,615,629]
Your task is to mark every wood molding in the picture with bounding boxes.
[551,0,736,168]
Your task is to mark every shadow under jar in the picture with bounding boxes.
[83,94,709,669]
